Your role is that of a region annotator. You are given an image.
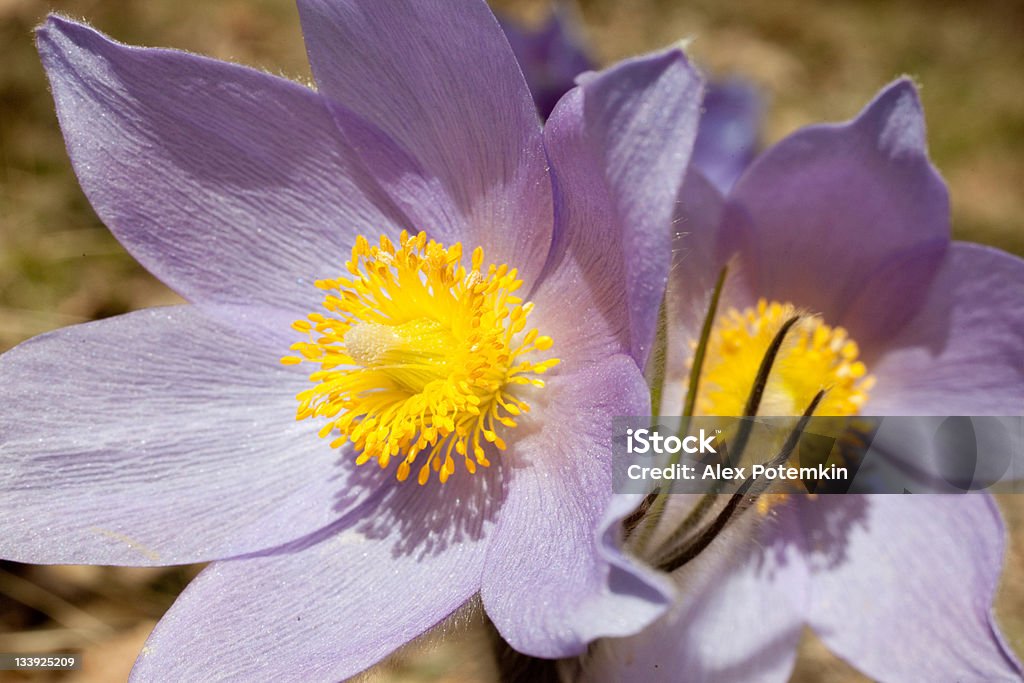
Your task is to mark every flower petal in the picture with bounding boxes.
[482,355,673,657]
[582,510,808,683]
[36,16,406,311]
[0,306,366,565]
[296,0,552,284]
[132,481,492,681]
[720,79,949,339]
[537,49,703,367]
[692,80,762,195]
[499,7,594,120]
[865,242,1024,415]
[799,495,1022,680]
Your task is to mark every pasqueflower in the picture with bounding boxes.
[499,5,761,192]
[498,5,592,120]
[690,79,761,194]
[583,80,1024,681]
[0,1,706,678]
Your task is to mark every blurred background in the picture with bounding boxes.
[0,0,1021,680]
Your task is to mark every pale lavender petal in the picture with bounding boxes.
[583,510,808,683]
[36,17,406,312]
[693,80,762,195]
[296,0,552,284]
[0,306,367,565]
[499,7,594,119]
[482,355,673,657]
[720,79,949,341]
[133,477,494,681]
[537,49,703,367]
[798,495,1023,680]
[865,242,1024,415]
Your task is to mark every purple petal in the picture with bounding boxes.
[133,479,493,681]
[583,510,808,683]
[482,354,673,657]
[720,79,949,341]
[797,495,1022,680]
[866,242,1024,415]
[36,17,406,312]
[0,306,367,565]
[296,0,553,284]
[693,79,762,195]
[499,7,594,119]
[537,49,703,368]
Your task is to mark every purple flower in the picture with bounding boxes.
[499,6,762,193]
[498,6,593,120]
[692,79,762,194]
[0,2,707,678]
[584,80,1024,681]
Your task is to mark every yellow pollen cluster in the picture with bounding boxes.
[695,299,875,419]
[281,231,559,485]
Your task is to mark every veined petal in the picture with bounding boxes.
[296,0,552,285]
[482,355,673,657]
[865,242,1024,415]
[132,482,493,681]
[799,495,1023,681]
[0,306,367,565]
[537,48,703,367]
[720,79,949,343]
[36,16,407,312]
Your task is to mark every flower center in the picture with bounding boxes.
[282,231,560,485]
[695,299,874,418]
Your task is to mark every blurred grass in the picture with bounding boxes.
[1,0,1022,681]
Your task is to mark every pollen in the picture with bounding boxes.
[281,231,560,485]
[694,299,875,418]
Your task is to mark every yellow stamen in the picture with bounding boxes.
[695,299,874,419]
[282,231,560,484]
[756,492,817,515]
[694,298,874,514]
